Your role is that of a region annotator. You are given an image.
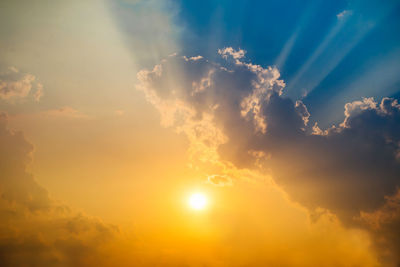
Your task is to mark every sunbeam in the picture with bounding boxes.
[274,2,318,70]
[315,48,400,124]
[1,0,400,266]
[285,12,350,96]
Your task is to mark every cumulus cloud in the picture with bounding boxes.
[359,189,400,265]
[295,100,310,126]
[137,48,400,265]
[0,108,381,266]
[0,67,43,102]
[0,113,117,266]
[218,47,246,60]
[266,96,400,216]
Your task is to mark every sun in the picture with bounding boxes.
[188,193,207,210]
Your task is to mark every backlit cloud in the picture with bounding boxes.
[137,48,400,265]
[41,107,89,119]
[206,174,233,187]
[0,67,43,102]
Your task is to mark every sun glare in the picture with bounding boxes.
[188,193,207,210]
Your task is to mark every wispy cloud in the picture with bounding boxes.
[41,106,89,119]
[337,10,353,20]
[0,67,43,102]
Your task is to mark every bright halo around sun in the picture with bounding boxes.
[188,193,207,210]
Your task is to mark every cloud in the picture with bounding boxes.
[33,82,44,102]
[265,96,400,217]
[295,100,310,126]
[206,174,233,187]
[41,107,89,119]
[137,48,400,265]
[218,47,246,63]
[359,189,400,265]
[0,113,118,265]
[183,55,203,61]
[0,67,43,102]
[341,97,377,126]
[337,10,353,20]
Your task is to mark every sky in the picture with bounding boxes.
[0,0,400,266]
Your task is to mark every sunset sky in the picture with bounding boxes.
[1,0,400,266]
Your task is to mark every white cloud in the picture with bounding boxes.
[337,10,353,20]
[218,47,246,61]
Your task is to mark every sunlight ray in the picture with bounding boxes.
[274,2,318,70]
[274,28,300,70]
[303,2,397,97]
[286,16,349,93]
[305,24,373,94]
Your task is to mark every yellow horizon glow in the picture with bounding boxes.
[188,193,207,210]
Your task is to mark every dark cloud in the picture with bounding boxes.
[137,48,400,265]
[259,96,400,219]
[359,190,400,265]
[0,113,117,266]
